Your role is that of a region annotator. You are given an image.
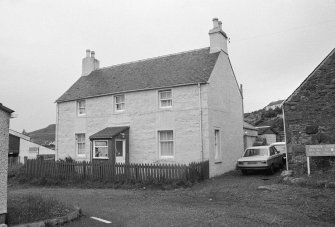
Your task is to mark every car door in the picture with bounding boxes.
[271,146,282,167]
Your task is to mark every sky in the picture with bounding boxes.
[1,0,335,132]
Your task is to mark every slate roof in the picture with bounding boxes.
[57,47,220,103]
[284,48,335,104]
[243,121,257,131]
[0,103,14,114]
[89,126,129,140]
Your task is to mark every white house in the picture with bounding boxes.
[0,103,14,225]
[264,100,284,111]
[56,18,244,177]
[9,129,55,163]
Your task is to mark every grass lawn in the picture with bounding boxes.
[7,193,73,225]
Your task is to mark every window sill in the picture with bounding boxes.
[214,161,222,164]
[77,155,86,158]
[77,114,86,117]
[113,110,125,114]
[93,157,109,160]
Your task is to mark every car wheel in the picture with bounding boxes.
[268,165,275,175]
[241,170,248,175]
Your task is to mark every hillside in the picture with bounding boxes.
[244,107,284,133]
[27,124,55,149]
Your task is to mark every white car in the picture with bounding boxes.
[237,145,285,174]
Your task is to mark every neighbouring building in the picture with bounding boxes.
[56,18,244,177]
[243,121,258,150]
[0,103,14,225]
[264,100,284,111]
[8,129,55,164]
[256,126,278,145]
[283,48,335,174]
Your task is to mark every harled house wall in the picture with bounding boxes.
[56,85,208,165]
[0,109,10,223]
[207,52,244,177]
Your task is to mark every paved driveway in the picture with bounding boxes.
[9,171,335,226]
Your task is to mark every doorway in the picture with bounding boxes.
[115,139,126,163]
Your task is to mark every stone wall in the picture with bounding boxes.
[284,49,335,174]
[0,109,10,223]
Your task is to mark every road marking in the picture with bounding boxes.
[90,216,112,224]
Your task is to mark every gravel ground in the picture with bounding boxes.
[8,170,335,226]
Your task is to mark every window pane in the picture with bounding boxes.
[94,147,108,158]
[159,131,173,141]
[95,141,107,146]
[115,95,124,103]
[78,144,85,154]
[78,134,85,142]
[160,91,171,99]
[161,100,172,107]
[161,141,173,156]
[115,141,124,157]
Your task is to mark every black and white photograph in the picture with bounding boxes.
[1,0,335,226]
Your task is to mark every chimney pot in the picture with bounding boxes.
[91,51,95,58]
[86,49,90,57]
[212,18,219,28]
[218,21,222,30]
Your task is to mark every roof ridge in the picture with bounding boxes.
[95,47,210,72]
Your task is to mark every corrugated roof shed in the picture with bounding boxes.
[57,47,220,103]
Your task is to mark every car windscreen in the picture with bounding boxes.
[274,145,286,153]
[244,148,268,157]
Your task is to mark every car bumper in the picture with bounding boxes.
[237,166,271,170]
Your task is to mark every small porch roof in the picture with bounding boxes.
[89,126,129,140]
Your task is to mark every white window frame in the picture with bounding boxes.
[158,89,173,109]
[93,140,109,159]
[77,100,86,116]
[75,133,86,157]
[158,130,174,159]
[214,129,222,163]
[114,94,125,112]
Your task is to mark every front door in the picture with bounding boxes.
[115,139,126,163]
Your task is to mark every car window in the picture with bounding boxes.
[272,146,279,154]
[274,145,286,153]
[244,148,268,157]
[269,147,276,156]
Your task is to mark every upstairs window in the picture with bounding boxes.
[75,133,85,156]
[158,130,174,158]
[115,94,125,111]
[159,90,172,108]
[77,100,86,116]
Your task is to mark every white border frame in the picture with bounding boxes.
[158,89,173,109]
[114,94,126,113]
[158,130,175,159]
[77,100,86,116]
[115,139,126,163]
[75,133,86,158]
[92,140,109,159]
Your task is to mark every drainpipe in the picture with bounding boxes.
[282,105,289,171]
[198,83,204,161]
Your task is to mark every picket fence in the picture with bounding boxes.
[24,159,209,183]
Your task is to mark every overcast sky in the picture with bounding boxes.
[1,0,335,132]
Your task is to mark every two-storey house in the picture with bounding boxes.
[56,18,243,177]
[0,103,14,225]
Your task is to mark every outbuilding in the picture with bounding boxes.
[283,48,335,174]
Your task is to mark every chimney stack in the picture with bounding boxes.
[82,49,100,76]
[209,18,228,54]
